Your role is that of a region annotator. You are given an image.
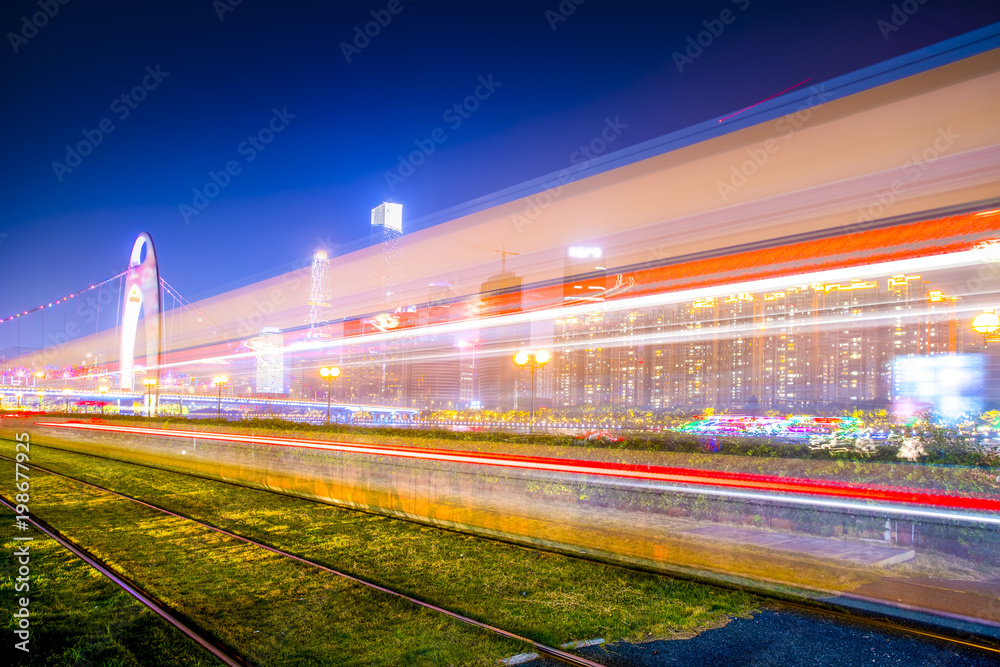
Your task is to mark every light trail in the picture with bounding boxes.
[718,78,813,122]
[149,246,987,372]
[36,422,1000,517]
[592,476,1000,527]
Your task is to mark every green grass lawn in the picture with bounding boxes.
[1,520,223,667]
[0,441,761,665]
[0,458,541,666]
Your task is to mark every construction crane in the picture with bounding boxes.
[466,243,520,274]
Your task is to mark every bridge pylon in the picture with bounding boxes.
[119,233,163,415]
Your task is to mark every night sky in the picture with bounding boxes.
[1,0,998,315]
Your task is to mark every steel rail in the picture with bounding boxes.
[0,493,252,667]
[0,454,604,667]
[8,445,1000,659]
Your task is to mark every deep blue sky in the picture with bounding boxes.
[1,0,998,315]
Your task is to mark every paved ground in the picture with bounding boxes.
[847,577,1000,625]
[679,525,915,566]
[533,608,999,666]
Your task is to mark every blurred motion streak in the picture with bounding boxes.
[32,422,1000,516]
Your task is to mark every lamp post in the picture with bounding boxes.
[37,391,43,411]
[142,378,157,417]
[972,311,1000,348]
[212,375,228,420]
[98,385,109,415]
[514,350,550,434]
[16,393,22,410]
[63,388,71,413]
[319,367,341,424]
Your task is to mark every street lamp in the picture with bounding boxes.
[319,366,341,424]
[37,391,43,411]
[63,388,71,412]
[15,393,22,410]
[98,385,109,415]
[212,375,229,420]
[142,378,157,417]
[972,311,1000,347]
[514,349,550,434]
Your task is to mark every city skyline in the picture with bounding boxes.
[2,23,999,419]
[4,223,995,417]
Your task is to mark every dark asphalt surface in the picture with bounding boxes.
[536,608,1000,666]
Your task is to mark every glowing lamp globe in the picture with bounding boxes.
[972,312,1000,336]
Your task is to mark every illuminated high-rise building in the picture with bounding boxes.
[645,307,675,409]
[815,280,884,406]
[553,247,611,406]
[405,284,461,409]
[923,288,959,355]
[887,274,925,356]
[306,250,332,341]
[609,310,646,407]
[369,202,404,405]
[672,297,719,409]
[457,339,479,409]
[758,286,819,409]
[883,276,960,400]
[714,292,760,408]
[253,327,286,395]
[553,313,610,407]
[371,202,403,310]
[477,271,528,411]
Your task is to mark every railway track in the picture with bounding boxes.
[0,450,604,667]
[6,440,1000,663]
[0,493,252,667]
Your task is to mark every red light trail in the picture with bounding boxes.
[719,77,812,122]
[37,422,1000,514]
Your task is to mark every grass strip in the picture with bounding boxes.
[0,459,534,666]
[12,443,762,649]
[2,517,226,667]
